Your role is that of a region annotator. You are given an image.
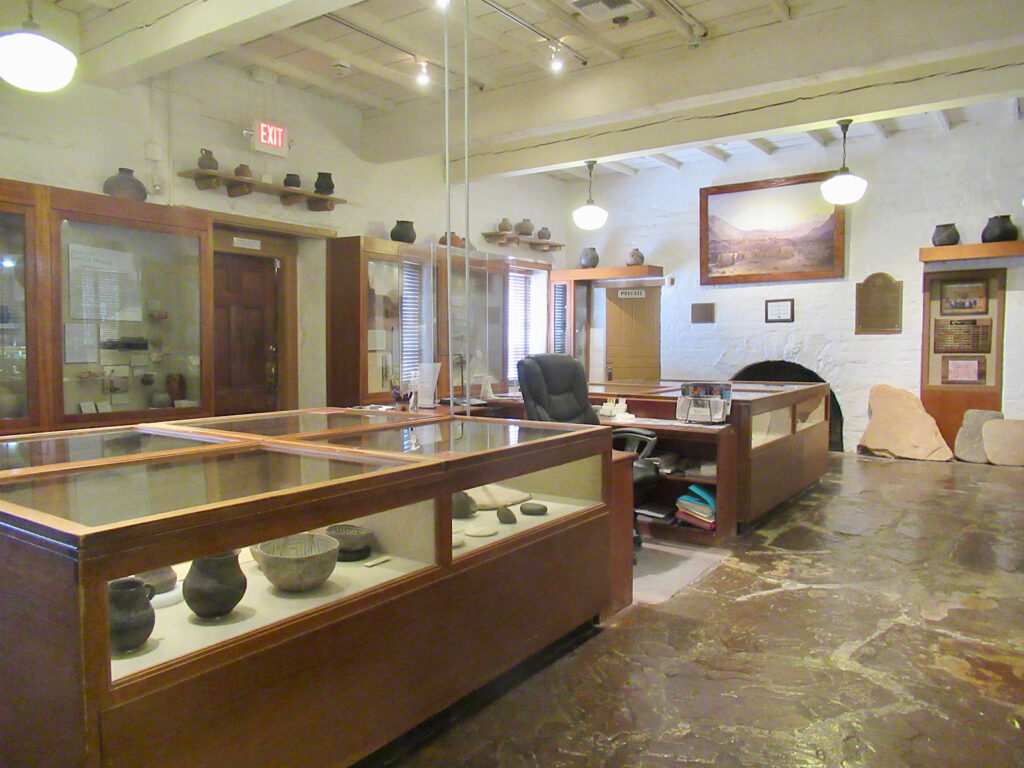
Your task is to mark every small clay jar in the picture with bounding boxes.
[626,248,645,266]
[233,163,252,178]
[197,148,218,170]
[515,218,534,236]
[183,552,247,620]
[314,172,335,195]
[579,247,599,269]
[390,220,416,243]
[536,226,551,240]
[102,168,147,202]
[497,218,513,233]
[931,223,960,247]
[283,173,301,188]
[981,215,1019,243]
[108,577,156,653]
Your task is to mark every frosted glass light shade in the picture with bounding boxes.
[820,169,867,205]
[0,30,77,92]
[572,201,608,230]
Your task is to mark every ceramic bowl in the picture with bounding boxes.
[326,523,374,552]
[253,533,339,592]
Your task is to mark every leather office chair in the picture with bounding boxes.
[516,354,655,561]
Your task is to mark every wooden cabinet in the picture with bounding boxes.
[0,409,615,768]
[0,178,214,436]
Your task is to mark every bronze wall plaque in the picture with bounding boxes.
[691,303,715,323]
[855,272,902,334]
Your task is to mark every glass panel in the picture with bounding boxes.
[575,282,591,374]
[551,283,568,354]
[795,394,827,430]
[366,258,401,394]
[306,419,565,455]
[0,447,411,527]
[451,454,602,559]
[174,408,434,436]
[0,429,220,473]
[0,211,28,419]
[60,219,201,415]
[109,499,435,680]
[751,406,794,447]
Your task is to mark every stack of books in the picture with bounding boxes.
[675,484,716,530]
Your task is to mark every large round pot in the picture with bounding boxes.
[390,220,416,243]
[108,577,156,653]
[931,223,960,247]
[102,168,147,202]
[183,551,247,619]
[981,215,1019,243]
[579,247,599,269]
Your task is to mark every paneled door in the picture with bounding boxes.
[605,286,661,381]
[214,251,278,415]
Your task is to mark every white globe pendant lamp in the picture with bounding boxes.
[572,160,608,230]
[0,1,77,93]
[820,119,867,205]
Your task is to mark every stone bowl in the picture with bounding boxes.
[253,533,339,592]
[326,523,374,552]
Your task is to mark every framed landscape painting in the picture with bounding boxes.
[700,172,845,285]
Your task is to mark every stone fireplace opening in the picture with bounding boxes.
[731,360,844,452]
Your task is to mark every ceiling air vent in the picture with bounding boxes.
[569,0,646,23]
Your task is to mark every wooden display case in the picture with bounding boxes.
[0,409,615,768]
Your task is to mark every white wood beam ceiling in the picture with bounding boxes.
[517,0,623,60]
[651,153,683,169]
[603,161,639,175]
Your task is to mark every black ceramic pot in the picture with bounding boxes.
[183,552,247,619]
[314,172,335,195]
[981,215,1019,243]
[579,247,599,268]
[102,168,147,202]
[931,223,960,247]
[108,577,156,652]
[390,220,416,243]
[283,173,301,188]
[197,148,218,170]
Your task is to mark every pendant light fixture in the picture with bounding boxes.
[820,119,867,205]
[0,0,77,92]
[572,160,608,230]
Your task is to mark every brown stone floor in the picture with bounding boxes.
[380,454,1024,768]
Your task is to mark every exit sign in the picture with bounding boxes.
[252,120,288,157]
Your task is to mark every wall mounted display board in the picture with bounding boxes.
[0,409,618,768]
[920,267,1006,447]
[855,272,902,334]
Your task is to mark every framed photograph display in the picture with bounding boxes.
[700,172,845,285]
[940,280,987,315]
[764,298,794,323]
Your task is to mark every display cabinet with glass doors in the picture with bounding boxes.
[0,409,614,768]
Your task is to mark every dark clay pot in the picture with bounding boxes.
[981,215,1019,243]
[283,173,301,188]
[536,226,551,240]
[314,172,335,195]
[197,148,218,170]
[390,220,416,243]
[515,218,534,236]
[108,577,156,653]
[183,552,247,619]
[102,168,147,202]
[931,223,960,246]
[579,247,599,268]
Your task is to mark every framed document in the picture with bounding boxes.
[941,355,987,384]
[765,298,794,323]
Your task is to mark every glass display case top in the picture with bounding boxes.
[169,408,434,437]
[301,417,574,456]
[0,428,223,475]
[588,382,679,396]
[0,445,415,528]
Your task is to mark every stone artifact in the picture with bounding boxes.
[451,490,478,518]
[102,168,147,202]
[108,577,156,653]
[497,217,513,232]
[183,551,247,619]
[981,419,1024,466]
[626,248,645,266]
[515,218,534,236]
[254,534,339,592]
[857,384,952,461]
[314,172,335,195]
[465,484,530,509]
[135,566,177,594]
[197,148,218,170]
[496,505,517,524]
[579,247,599,268]
[451,533,465,548]
[283,173,301,188]
[954,409,1003,463]
[464,523,498,537]
[390,220,416,243]
[520,502,549,516]
[931,223,960,246]
[980,214,1019,243]
[326,524,374,561]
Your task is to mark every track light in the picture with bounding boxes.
[820,119,867,205]
[416,60,429,85]
[572,161,608,230]
[549,44,563,73]
[0,0,77,92]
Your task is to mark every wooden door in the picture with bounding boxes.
[605,287,660,381]
[214,252,278,415]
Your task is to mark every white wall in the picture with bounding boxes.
[558,109,1024,450]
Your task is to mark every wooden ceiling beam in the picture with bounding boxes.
[516,0,623,60]
[696,145,730,162]
[650,153,683,169]
[747,137,776,155]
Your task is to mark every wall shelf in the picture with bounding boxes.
[179,169,346,212]
[919,240,1024,262]
[481,231,564,251]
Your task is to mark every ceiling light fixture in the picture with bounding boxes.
[416,60,429,85]
[820,118,867,205]
[436,0,450,8]
[572,161,608,230]
[0,0,77,92]
[549,44,563,73]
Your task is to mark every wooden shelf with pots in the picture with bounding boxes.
[919,240,1024,262]
[481,231,564,252]
[179,169,346,211]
